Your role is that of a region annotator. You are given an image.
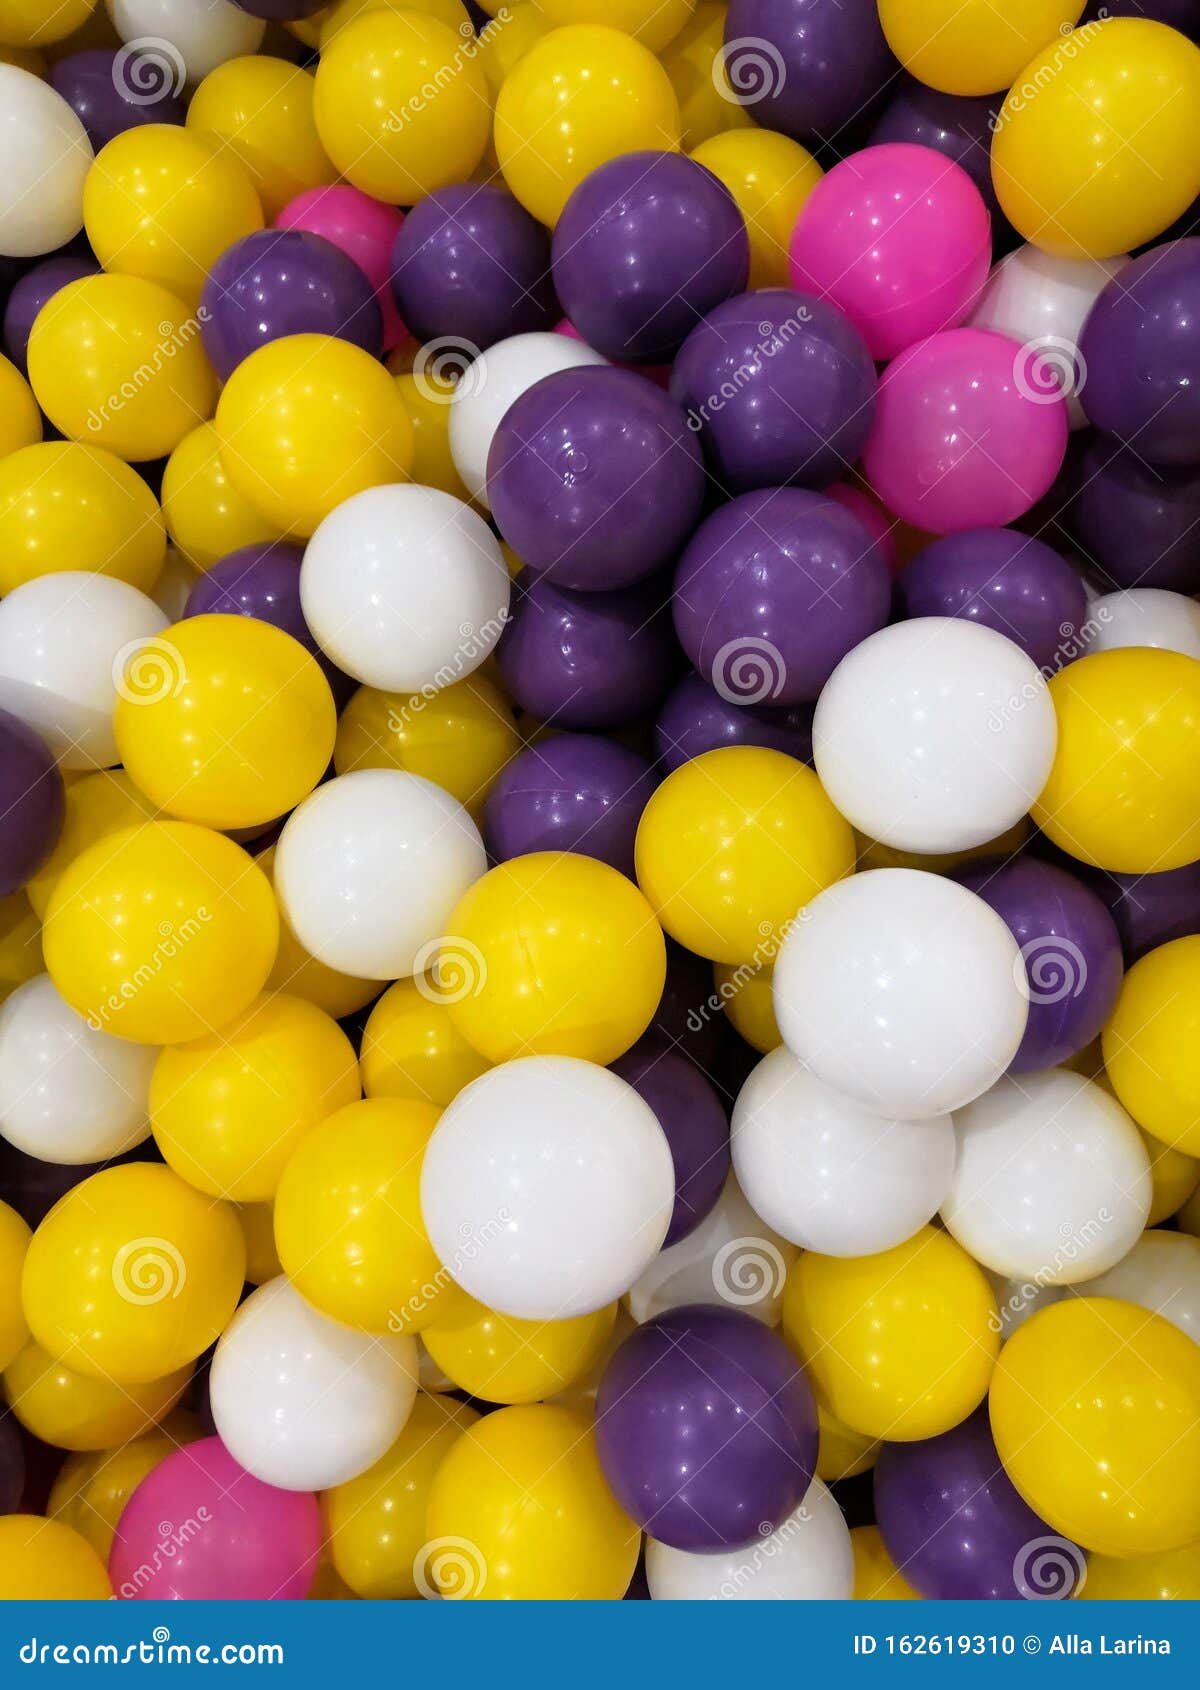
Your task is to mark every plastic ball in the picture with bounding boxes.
[1103,935,1200,1155]
[360,974,489,1106]
[539,0,693,49]
[720,0,895,142]
[1080,1228,1200,1342]
[3,1340,189,1450]
[211,1273,417,1490]
[3,253,100,376]
[425,1404,639,1599]
[422,1294,617,1405]
[1143,1133,1200,1225]
[274,769,486,980]
[878,0,1084,95]
[259,855,382,1020]
[868,79,1006,224]
[336,674,514,819]
[183,541,346,694]
[50,1415,204,1561]
[817,1405,878,1484]
[186,54,334,220]
[483,733,655,877]
[732,1045,956,1255]
[391,368,473,502]
[0,0,99,45]
[161,421,282,571]
[24,769,155,921]
[0,1197,30,1370]
[852,1525,921,1601]
[0,1516,110,1599]
[782,1225,1000,1442]
[989,1297,1200,1555]
[107,0,266,82]
[51,47,187,152]
[0,714,62,900]
[661,0,754,148]
[1079,1543,1200,1603]
[43,820,278,1044]
[991,17,1200,258]
[646,1477,852,1600]
[611,1035,729,1245]
[670,289,876,493]
[1068,437,1200,593]
[150,991,360,1201]
[214,334,413,540]
[654,671,814,773]
[275,182,406,353]
[715,958,779,1053]
[420,1055,675,1319]
[0,442,165,598]
[1086,587,1200,660]
[690,127,822,290]
[1032,648,1200,872]
[313,10,490,203]
[0,65,92,258]
[21,1161,244,1383]
[0,357,40,468]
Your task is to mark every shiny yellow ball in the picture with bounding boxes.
[851,1525,921,1601]
[360,974,490,1106]
[691,127,821,289]
[24,769,156,920]
[3,1340,190,1451]
[1103,935,1200,1157]
[161,422,284,572]
[187,55,335,220]
[422,1293,617,1404]
[0,352,42,458]
[0,1199,31,1371]
[0,441,165,596]
[878,0,1084,96]
[0,1516,110,1599]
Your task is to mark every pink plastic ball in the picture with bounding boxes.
[276,185,406,350]
[108,1437,321,1601]
[789,144,992,361]
[861,328,1068,535]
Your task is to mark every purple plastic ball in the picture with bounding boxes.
[487,367,705,591]
[50,49,187,152]
[3,254,100,375]
[483,732,657,877]
[595,1303,818,1550]
[551,152,750,363]
[898,528,1088,673]
[671,289,876,493]
[955,856,1124,1072]
[199,231,382,381]
[495,573,678,730]
[1068,437,1200,592]
[390,184,556,352]
[655,672,814,772]
[652,936,725,1072]
[875,1408,1083,1601]
[674,488,890,704]
[1086,860,1200,963]
[722,0,897,144]
[869,79,1006,224]
[610,1036,730,1245]
[0,712,64,899]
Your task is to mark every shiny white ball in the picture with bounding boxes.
[0,67,92,259]
[1085,589,1200,661]
[106,0,265,83]
[646,1478,853,1600]
[1076,1229,1200,1342]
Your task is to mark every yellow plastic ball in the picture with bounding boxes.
[161,421,284,572]
[856,817,1032,876]
[0,0,96,46]
[662,2,752,148]
[539,0,694,51]
[3,1340,190,1451]
[851,1525,921,1601]
[782,1227,1000,1443]
[257,845,382,1019]
[1103,935,1200,1157]
[816,1400,879,1482]
[635,746,855,965]
[1032,649,1200,873]
[360,974,490,1106]
[990,1297,1200,1556]
[0,40,41,69]
[49,1414,203,1562]
[714,959,780,1053]
[992,17,1200,258]
[319,0,472,44]
[1080,1543,1200,1602]
[24,769,156,920]
[0,1199,31,1371]
[0,352,42,458]
[445,850,666,1065]
[393,369,475,501]
[21,1163,245,1385]
[878,0,1083,96]
[215,334,413,539]
[691,127,822,289]
[0,892,40,1005]
[274,1096,449,1333]
[474,0,546,93]
[495,25,681,227]
[313,11,491,204]
[425,1404,639,1599]
[113,616,336,831]
[326,1392,478,1599]
[187,56,335,220]
[27,274,217,463]
[42,820,278,1045]
[0,1516,110,1600]
[150,992,361,1202]
[422,1293,617,1404]
[0,441,165,596]
[1143,1128,1200,1224]
[235,1202,282,1285]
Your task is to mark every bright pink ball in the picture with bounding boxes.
[789,144,992,361]
[862,328,1068,534]
[276,184,407,350]
[108,1437,321,1601]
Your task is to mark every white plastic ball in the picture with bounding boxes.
[1085,589,1200,661]
[0,67,92,259]
[0,572,168,769]
[209,1275,418,1491]
[1075,1229,1200,1342]
[301,484,511,692]
[419,1055,675,1320]
[774,869,1029,1120]
[646,1478,853,1600]
[732,1045,956,1255]
[106,0,266,83]
[0,974,156,1164]
[970,244,1129,429]
[448,331,607,509]
[274,768,486,981]
[813,618,1057,854]
[942,1070,1151,1284]
[985,1271,1065,1340]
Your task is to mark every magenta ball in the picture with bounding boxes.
[863,328,1068,532]
[483,732,657,877]
[275,185,406,351]
[610,1036,730,1245]
[108,1437,320,1601]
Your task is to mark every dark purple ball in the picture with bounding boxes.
[671,289,876,493]
[390,184,556,351]
[199,230,382,381]
[674,488,889,703]
[898,528,1088,673]
[1079,239,1200,467]
[1068,437,1200,592]
[483,732,657,877]
[0,1418,24,1516]
[610,1036,730,1245]
[551,151,750,363]
[0,712,64,899]
[487,367,705,591]
[4,255,100,375]
[955,857,1124,1072]
[722,0,897,144]
[875,1407,1083,1601]
[1086,860,1200,963]
[495,573,678,730]
[652,936,724,1072]
[869,78,1005,224]
[596,1303,818,1550]
[655,672,814,773]
[50,49,187,152]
